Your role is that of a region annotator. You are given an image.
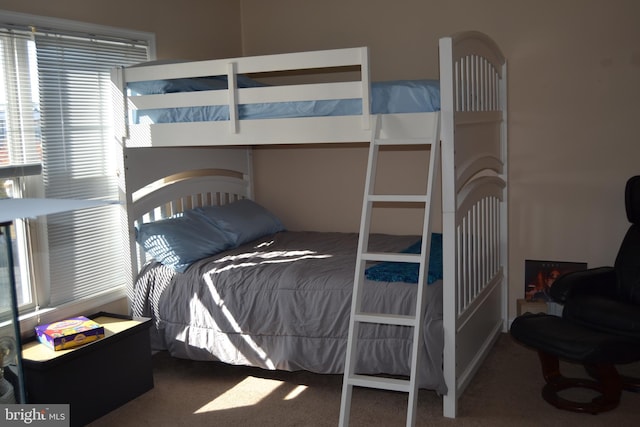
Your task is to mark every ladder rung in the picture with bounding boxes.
[347,374,411,393]
[361,252,421,263]
[354,312,417,327]
[374,138,434,146]
[367,194,428,203]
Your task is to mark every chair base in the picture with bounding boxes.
[584,364,640,393]
[511,313,640,414]
[538,351,622,414]
[621,375,640,392]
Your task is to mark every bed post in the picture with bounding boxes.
[111,66,137,305]
[360,47,371,130]
[438,34,458,419]
[227,61,239,134]
[499,60,509,333]
[439,31,508,419]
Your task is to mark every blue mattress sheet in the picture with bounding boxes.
[129,77,440,124]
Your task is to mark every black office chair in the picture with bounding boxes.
[550,175,640,340]
[511,175,640,414]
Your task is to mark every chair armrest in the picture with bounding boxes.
[549,266,617,304]
[563,295,640,338]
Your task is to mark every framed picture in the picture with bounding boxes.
[524,260,588,302]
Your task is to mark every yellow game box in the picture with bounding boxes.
[35,316,105,351]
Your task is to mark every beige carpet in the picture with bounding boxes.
[88,334,640,426]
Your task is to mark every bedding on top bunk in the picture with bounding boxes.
[128,74,440,124]
[131,200,446,393]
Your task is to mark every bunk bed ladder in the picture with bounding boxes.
[339,114,440,427]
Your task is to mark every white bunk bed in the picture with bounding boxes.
[111,31,507,419]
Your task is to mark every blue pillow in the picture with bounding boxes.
[135,209,238,272]
[128,76,228,95]
[128,74,266,95]
[371,80,441,114]
[365,233,443,284]
[194,199,285,247]
[235,75,268,88]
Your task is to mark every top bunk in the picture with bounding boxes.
[110,46,441,147]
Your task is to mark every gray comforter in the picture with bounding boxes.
[132,231,446,394]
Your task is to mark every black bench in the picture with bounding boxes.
[510,313,640,414]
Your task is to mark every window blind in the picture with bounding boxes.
[0,29,41,173]
[33,30,148,306]
[0,21,149,307]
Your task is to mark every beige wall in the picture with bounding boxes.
[0,0,243,60]
[241,0,640,318]
[2,1,639,320]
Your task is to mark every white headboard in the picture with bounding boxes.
[118,146,253,286]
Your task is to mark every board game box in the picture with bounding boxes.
[35,316,105,351]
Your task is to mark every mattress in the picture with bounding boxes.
[129,78,441,124]
[132,230,446,393]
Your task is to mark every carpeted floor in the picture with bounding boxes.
[88,333,640,426]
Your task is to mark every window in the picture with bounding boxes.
[0,10,153,321]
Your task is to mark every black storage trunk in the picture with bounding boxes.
[22,312,154,427]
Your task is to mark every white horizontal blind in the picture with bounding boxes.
[0,29,41,173]
[33,30,148,306]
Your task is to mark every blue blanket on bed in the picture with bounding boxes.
[365,233,443,284]
[131,79,440,124]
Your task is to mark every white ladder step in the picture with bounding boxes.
[346,374,411,393]
[354,312,417,327]
[367,194,428,203]
[361,252,421,263]
[374,138,435,146]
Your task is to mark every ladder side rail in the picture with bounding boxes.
[339,115,381,427]
[406,121,440,427]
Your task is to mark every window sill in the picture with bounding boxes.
[18,286,128,337]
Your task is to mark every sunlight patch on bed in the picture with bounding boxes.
[193,376,283,413]
[210,249,333,274]
[176,296,257,366]
[215,249,332,263]
[203,274,276,369]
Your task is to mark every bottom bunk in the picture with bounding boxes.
[132,225,447,394]
[119,134,507,419]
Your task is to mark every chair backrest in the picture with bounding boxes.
[626,175,640,225]
[614,175,640,304]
